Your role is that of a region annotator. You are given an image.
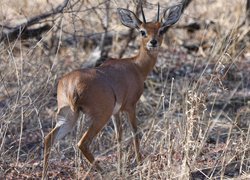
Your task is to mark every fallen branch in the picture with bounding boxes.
[0,0,70,42]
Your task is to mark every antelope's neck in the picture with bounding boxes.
[134,46,159,80]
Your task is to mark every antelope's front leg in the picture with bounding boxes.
[126,107,142,163]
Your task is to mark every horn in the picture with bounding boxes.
[157,3,160,22]
[141,3,146,23]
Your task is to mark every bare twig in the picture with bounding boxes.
[246,0,250,25]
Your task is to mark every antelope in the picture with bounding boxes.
[43,3,183,179]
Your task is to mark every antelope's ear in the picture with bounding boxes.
[117,8,142,29]
[159,4,183,34]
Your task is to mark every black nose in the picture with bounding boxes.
[150,39,157,46]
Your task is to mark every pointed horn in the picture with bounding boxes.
[157,3,160,22]
[141,3,146,23]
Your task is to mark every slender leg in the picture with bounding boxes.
[126,107,142,164]
[42,106,79,180]
[77,114,111,172]
[42,126,60,180]
[112,113,122,174]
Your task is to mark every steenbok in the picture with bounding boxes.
[43,3,183,179]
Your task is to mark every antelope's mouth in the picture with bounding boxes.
[146,45,160,51]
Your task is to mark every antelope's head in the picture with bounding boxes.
[117,3,183,52]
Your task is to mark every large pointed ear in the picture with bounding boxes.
[117,8,142,29]
[159,4,183,34]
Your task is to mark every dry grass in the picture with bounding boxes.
[0,0,249,179]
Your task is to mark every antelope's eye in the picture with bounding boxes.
[159,28,166,36]
[140,30,147,37]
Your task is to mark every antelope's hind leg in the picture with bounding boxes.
[42,106,79,179]
[77,111,113,172]
[112,113,123,174]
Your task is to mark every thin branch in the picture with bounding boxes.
[246,0,250,25]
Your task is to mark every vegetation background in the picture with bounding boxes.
[0,0,249,179]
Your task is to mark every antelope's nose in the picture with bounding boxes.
[150,39,157,47]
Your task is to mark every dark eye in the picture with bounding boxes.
[159,28,166,36]
[140,30,146,37]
